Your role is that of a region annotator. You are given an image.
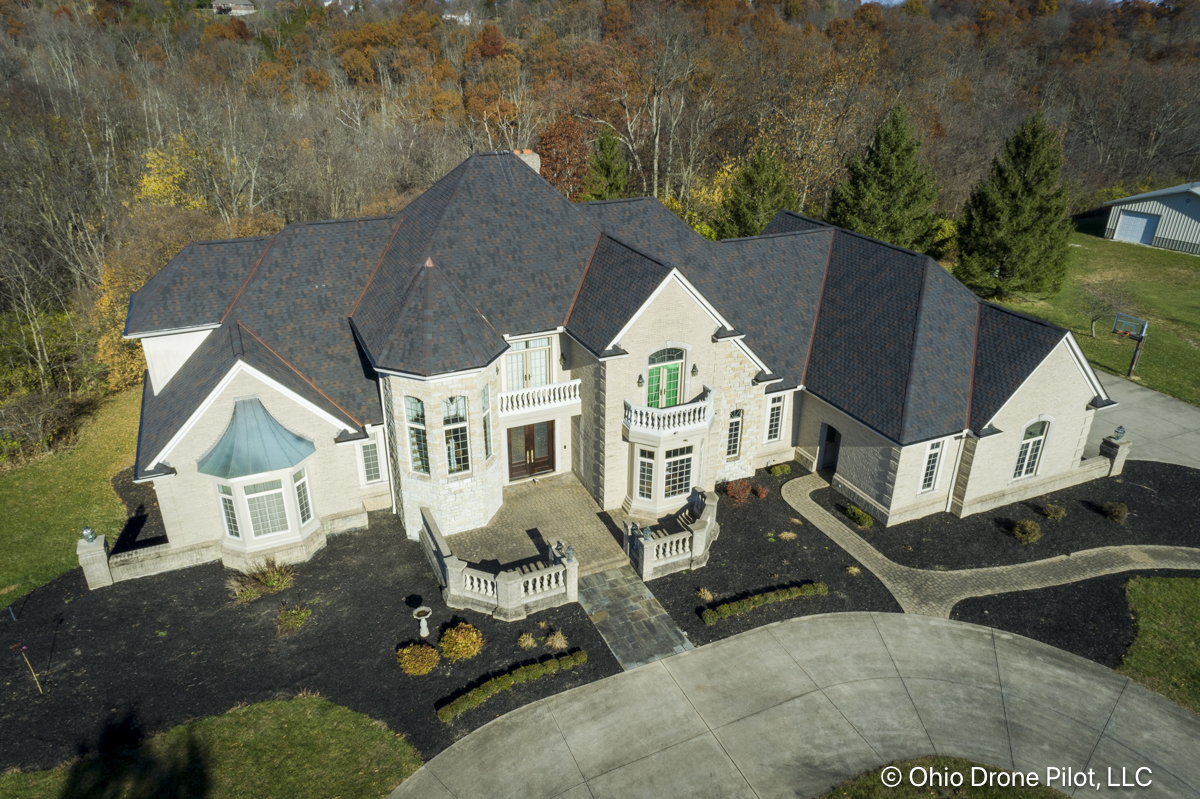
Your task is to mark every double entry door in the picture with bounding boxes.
[508,421,555,480]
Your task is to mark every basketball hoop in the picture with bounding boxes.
[1112,312,1149,376]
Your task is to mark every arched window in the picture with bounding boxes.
[647,348,685,408]
[1013,421,1049,479]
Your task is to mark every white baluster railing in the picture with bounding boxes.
[498,379,581,416]
[522,565,565,597]
[462,568,497,598]
[623,386,713,435]
[653,530,693,564]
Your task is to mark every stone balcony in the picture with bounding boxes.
[622,385,714,446]
[497,378,582,424]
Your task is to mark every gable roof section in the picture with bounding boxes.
[761,210,832,235]
[353,152,601,374]
[1104,181,1200,205]
[566,235,674,356]
[577,197,713,268]
[969,304,1067,433]
[126,236,270,336]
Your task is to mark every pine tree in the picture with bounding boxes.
[578,130,628,201]
[827,105,940,252]
[715,144,797,239]
[955,112,1072,299]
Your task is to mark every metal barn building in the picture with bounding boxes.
[1103,181,1200,254]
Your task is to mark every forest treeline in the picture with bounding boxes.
[1,0,1197,463]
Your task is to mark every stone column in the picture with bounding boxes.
[494,570,527,622]
[441,556,466,607]
[77,536,113,590]
[1100,436,1132,476]
[564,558,579,603]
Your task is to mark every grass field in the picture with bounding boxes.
[819,756,1066,797]
[998,221,1200,407]
[1119,577,1200,716]
[0,389,140,610]
[0,697,422,799]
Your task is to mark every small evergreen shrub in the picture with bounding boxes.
[845,505,874,528]
[517,632,536,649]
[725,479,751,503]
[752,484,769,499]
[1104,502,1128,523]
[439,623,484,662]
[545,630,568,651]
[1013,519,1042,544]
[701,583,828,625]
[1042,503,1067,522]
[436,651,589,722]
[396,643,441,676]
[768,463,792,477]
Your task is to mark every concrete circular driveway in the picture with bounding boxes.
[391,613,1200,799]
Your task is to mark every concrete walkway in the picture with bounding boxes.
[390,613,1200,799]
[781,473,1200,617]
[1085,373,1200,470]
[578,565,694,669]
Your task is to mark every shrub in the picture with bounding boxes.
[768,463,792,476]
[276,605,312,637]
[1104,502,1128,523]
[701,583,829,625]
[779,531,797,541]
[1042,503,1067,522]
[228,557,296,604]
[545,630,569,651]
[396,643,440,676]
[696,587,715,603]
[845,505,874,528]
[846,566,861,576]
[752,484,769,499]
[437,651,589,722]
[439,623,485,662]
[725,479,751,503]
[1013,519,1042,544]
[517,632,536,649]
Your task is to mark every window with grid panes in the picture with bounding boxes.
[1013,422,1049,479]
[245,479,289,536]
[443,396,470,474]
[405,397,429,474]
[506,338,551,390]
[482,385,493,459]
[767,395,784,441]
[920,440,942,492]
[664,446,693,498]
[218,485,239,538]
[726,410,742,458]
[638,449,654,499]
[362,440,381,483]
[293,468,312,523]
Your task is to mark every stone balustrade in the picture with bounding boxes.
[625,490,720,581]
[498,379,582,417]
[623,385,713,440]
[419,506,579,621]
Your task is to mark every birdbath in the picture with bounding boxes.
[413,606,432,638]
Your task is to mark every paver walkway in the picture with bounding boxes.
[390,613,1200,799]
[1085,373,1200,470]
[782,473,1200,617]
[577,565,694,669]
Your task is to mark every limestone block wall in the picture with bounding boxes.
[566,335,607,508]
[153,370,387,559]
[885,434,967,525]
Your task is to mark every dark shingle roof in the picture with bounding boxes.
[760,210,832,235]
[566,235,673,356]
[969,304,1067,433]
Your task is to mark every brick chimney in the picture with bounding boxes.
[513,148,541,173]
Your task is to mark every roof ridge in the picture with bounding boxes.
[898,259,936,439]
[800,228,836,386]
[721,227,834,244]
[427,258,503,344]
[834,227,931,261]
[597,230,673,269]
[564,232,604,327]
[219,226,292,324]
[980,301,1069,334]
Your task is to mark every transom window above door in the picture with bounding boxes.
[647,348,685,409]
[506,337,551,391]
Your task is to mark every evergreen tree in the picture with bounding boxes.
[715,144,797,239]
[955,111,1072,299]
[827,105,940,252]
[578,130,628,201]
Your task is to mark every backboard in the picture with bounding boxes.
[1113,313,1148,338]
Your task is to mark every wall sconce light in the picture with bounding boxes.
[560,354,566,369]
[637,374,644,388]
[691,364,699,377]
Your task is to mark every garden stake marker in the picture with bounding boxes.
[12,643,43,694]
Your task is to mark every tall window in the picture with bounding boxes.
[647,348,684,409]
[767,395,784,442]
[245,479,289,537]
[726,409,743,458]
[293,468,313,524]
[921,440,943,492]
[1014,421,1049,479]
[218,484,239,538]
[664,446,694,498]
[405,397,429,474]
[482,385,493,459]
[362,440,381,483]
[443,396,470,474]
[506,337,551,390]
[638,449,654,499]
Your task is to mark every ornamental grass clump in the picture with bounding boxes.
[396,644,440,676]
[436,651,589,722]
[701,583,829,626]
[545,630,569,651]
[1042,503,1067,522]
[845,504,874,528]
[517,632,536,649]
[276,604,312,637]
[439,623,484,662]
[1013,519,1042,544]
[227,558,296,604]
[1104,502,1129,523]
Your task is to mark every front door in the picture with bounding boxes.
[647,363,681,408]
[819,424,842,470]
[507,421,555,480]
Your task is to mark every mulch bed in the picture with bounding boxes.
[0,509,620,772]
[809,461,1200,570]
[651,463,903,647]
[951,570,1200,669]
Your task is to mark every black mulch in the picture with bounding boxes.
[650,463,903,647]
[810,461,1200,571]
[0,510,621,772]
[952,570,1200,668]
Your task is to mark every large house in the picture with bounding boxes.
[107,151,1122,583]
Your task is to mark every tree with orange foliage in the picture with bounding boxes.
[538,116,593,199]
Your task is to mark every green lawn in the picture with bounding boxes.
[997,224,1200,406]
[0,697,422,799]
[820,756,1065,797]
[1120,577,1200,716]
[0,389,141,609]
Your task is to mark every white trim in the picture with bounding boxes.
[124,323,221,341]
[943,430,970,513]
[149,361,347,469]
[1010,416,1054,482]
[503,327,564,341]
[356,432,387,486]
[375,364,491,382]
[764,393,787,444]
[917,438,946,494]
[1062,332,1108,400]
[603,270,731,353]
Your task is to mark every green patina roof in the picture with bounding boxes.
[197,398,315,479]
